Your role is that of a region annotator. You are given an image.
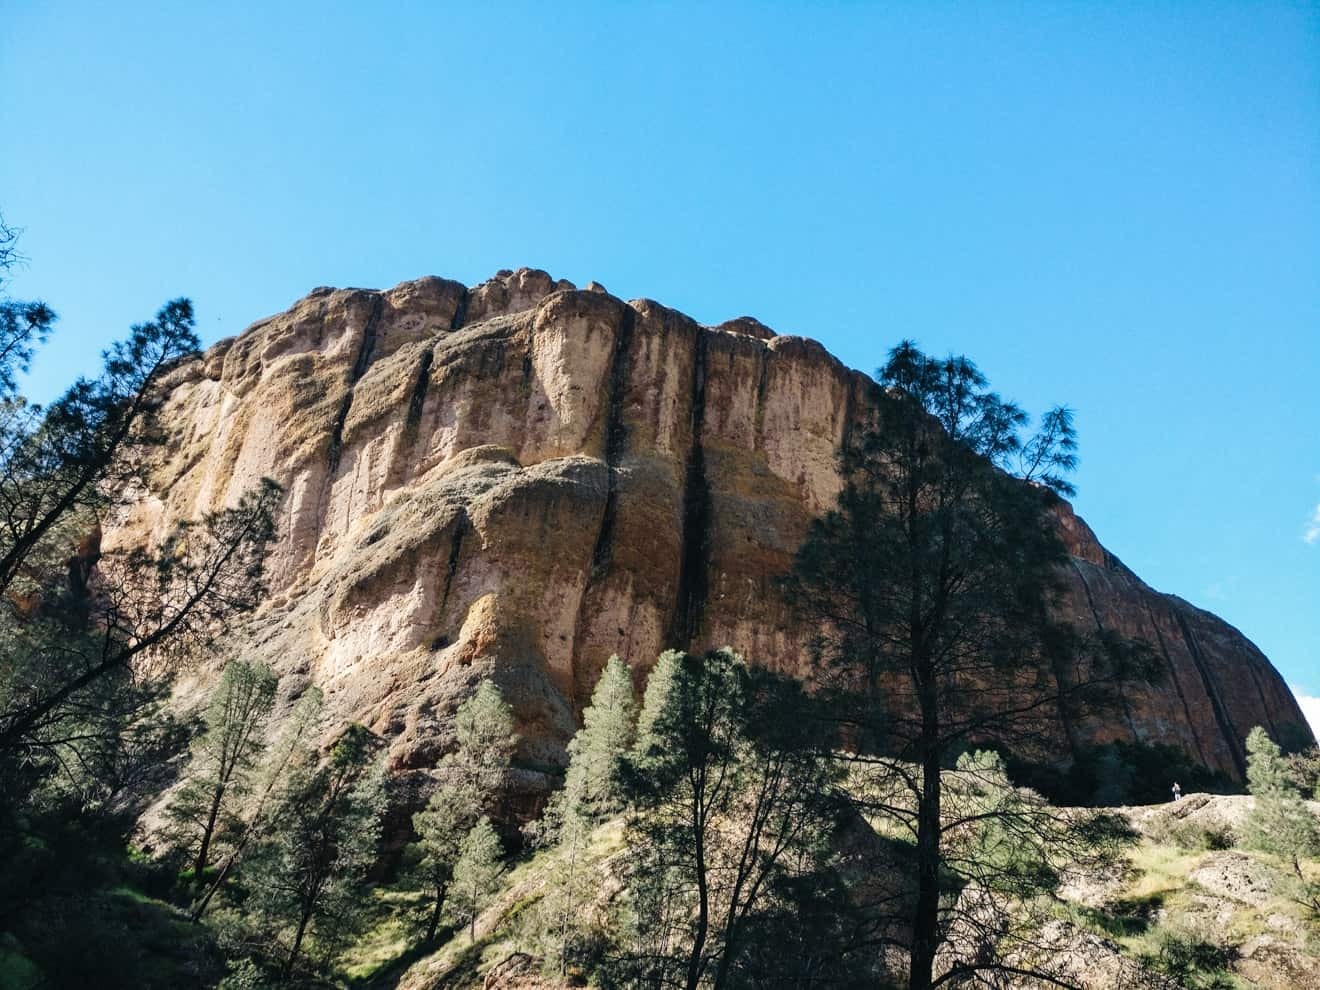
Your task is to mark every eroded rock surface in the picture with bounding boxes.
[110,268,1311,786]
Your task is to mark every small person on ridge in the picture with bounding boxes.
[1171,781,1182,801]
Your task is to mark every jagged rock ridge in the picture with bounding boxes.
[110,268,1311,788]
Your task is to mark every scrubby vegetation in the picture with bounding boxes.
[325,692,1320,990]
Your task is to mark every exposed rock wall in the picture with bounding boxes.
[111,268,1311,785]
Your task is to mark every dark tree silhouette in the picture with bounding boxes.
[621,649,844,990]
[0,213,286,986]
[785,341,1154,989]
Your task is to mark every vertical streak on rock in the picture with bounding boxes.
[752,347,769,452]
[1047,654,1083,763]
[427,514,468,652]
[327,293,385,474]
[349,294,385,383]
[670,328,711,650]
[404,347,435,436]
[1070,561,1141,739]
[438,515,468,615]
[839,375,857,460]
[450,287,470,330]
[1043,605,1084,763]
[589,305,636,577]
[326,394,354,475]
[1142,601,1210,765]
[1173,607,1247,778]
[1240,651,1281,739]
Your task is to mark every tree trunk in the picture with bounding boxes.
[425,883,446,944]
[909,672,942,990]
[684,809,709,990]
[284,906,313,979]
[193,785,225,889]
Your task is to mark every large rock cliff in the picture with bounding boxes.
[110,268,1310,789]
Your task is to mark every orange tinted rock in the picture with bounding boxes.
[107,272,1312,785]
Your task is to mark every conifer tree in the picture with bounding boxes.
[620,650,842,990]
[1244,725,1320,858]
[633,649,681,763]
[405,679,516,944]
[167,659,277,888]
[190,687,323,920]
[0,219,283,981]
[249,722,386,978]
[539,805,601,976]
[447,679,517,821]
[410,794,467,944]
[785,341,1153,989]
[562,654,636,821]
[450,816,504,943]
[534,657,637,973]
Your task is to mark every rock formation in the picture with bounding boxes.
[108,268,1311,791]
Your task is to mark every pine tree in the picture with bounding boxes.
[450,816,504,943]
[1244,726,1320,858]
[167,659,277,888]
[0,221,283,982]
[785,341,1152,989]
[539,804,599,977]
[562,654,636,821]
[533,660,637,974]
[249,723,386,978]
[619,650,842,990]
[0,272,283,772]
[410,793,467,944]
[190,687,324,920]
[447,679,517,821]
[405,679,516,943]
[633,649,681,766]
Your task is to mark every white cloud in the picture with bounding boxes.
[1306,503,1320,545]
[1293,688,1320,739]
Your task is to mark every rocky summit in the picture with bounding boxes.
[109,267,1311,792]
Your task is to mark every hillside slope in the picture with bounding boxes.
[348,794,1320,990]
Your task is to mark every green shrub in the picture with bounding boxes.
[1151,818,1236,851]
[217,957,272,990]
[1243,726,1320,859]
[1142,927,1240,989]
[1071,893,1162,938]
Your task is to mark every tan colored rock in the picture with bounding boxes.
[106,271,1313,789]
[1187,851,1282,907]
[711,315,777,340]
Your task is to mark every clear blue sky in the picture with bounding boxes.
[3,2,1317,707]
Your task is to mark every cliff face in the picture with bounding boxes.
[111,268,1309,784]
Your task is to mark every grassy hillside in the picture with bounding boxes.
[325,794,1318,990]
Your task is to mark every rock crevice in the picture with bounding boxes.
[670,329,711,651]
[588,303,636,577]
[1174,608,1247,778]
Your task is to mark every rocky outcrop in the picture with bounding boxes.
[109,268,1311,785]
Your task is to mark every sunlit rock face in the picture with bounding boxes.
[110,268,1311,788]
